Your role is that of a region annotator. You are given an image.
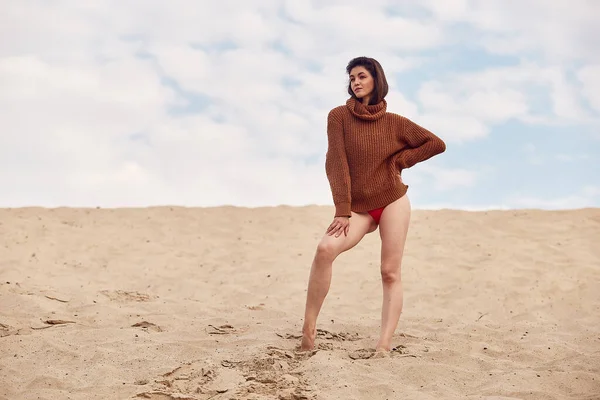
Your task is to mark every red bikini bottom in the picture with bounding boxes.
[367,206,386,224]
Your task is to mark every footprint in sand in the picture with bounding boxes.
[245,303,265,311]
[348,345,418,360]
[234,348,315,400]
[277,329,362,342]
[131,321,163,333]
[278,330,365,356]
[348,348,381,360]
[0,322,18,337]
[136,389,229,400]
[138,360,243,399]
[316,342,334,351]
[316,329,361,342]
[138,346,317,399]
[276,332,302,340]
[206,324,237,335]
[135,392,195,400]
[99,290,156,302]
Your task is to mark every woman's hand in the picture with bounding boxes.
[326,216,350,237]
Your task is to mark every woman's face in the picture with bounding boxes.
[349,66,374,102]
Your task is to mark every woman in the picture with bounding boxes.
[300,56,446,353]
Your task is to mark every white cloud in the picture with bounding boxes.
[508,186,600,210]
[0,54,176,178]
[0,1,597,210]
[410,2,600,136]
[415,114,489,142]
[403,164,480,192]
[422,0,600,63]
[280,1,445,56]
[412,76,530,141]
[415,203,511,211]
[418,186,600,211]
[578,65,600,113]
[412,61,600,142]
[540,67,589,121]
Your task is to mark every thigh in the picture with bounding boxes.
[379,195,411,266]
[318,211,377,256]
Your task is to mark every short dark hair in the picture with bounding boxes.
[346,57,389,105]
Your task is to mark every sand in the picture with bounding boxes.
[0,206,599,400]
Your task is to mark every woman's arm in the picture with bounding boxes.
[395,117,446,170]
[325,109,352,217]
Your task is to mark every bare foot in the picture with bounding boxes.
[372,350,391,359]
[300,328,316,351]
[375,342,391,352]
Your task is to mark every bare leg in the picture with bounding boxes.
[375,194,411,352]
[301,212,376,350]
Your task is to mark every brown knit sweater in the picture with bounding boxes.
[325,97,446,217]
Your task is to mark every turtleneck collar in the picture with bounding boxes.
[346,97,387,121]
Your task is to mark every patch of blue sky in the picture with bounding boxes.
[127,131,152,147]
[475,120,596,197]
[435,47,520,74]
[414,117,597,208]
[118,33,147,43]
[271,39,292,56]
[301,153,323,167]
[190,40,238,53]
[413,184,485,209]
[383,3,433,20]
[169,92,212,116]
[131,49,210,117]
[521,83,556,119]
[133,49,154,61]
[276,4,306,25]
[281,76,303,89]
[566,68,600,118]
[390,45,521,100]
[159,75,212,116]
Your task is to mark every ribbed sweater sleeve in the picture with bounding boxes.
[396,117,446,169]
[325,110,352,217]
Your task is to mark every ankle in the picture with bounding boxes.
[302,324,316,336]
[376,340,391,352]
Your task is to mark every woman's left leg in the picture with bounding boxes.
[375,194,411,352]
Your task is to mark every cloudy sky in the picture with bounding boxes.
[1,1,599,210]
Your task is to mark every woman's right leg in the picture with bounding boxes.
[300,211,376,350]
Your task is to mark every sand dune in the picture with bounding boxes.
[1,206,599,400]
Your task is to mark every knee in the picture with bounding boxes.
[380,263,401,284]
[315,241,339,263]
